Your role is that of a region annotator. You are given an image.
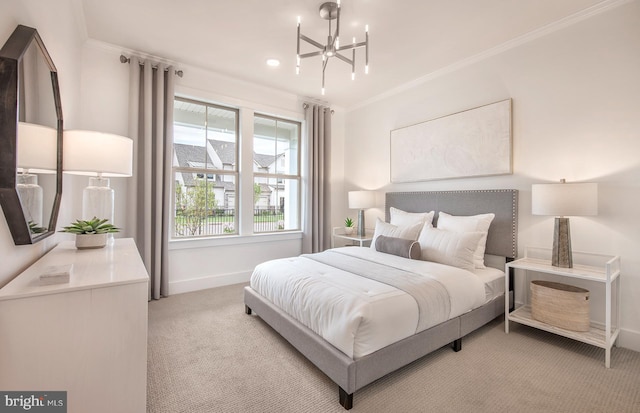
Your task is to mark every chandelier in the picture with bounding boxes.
[296,1,369,95]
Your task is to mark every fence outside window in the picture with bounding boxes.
[174,208,285,237]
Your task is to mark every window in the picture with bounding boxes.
[172,97,302,239]
[172,97,238,238]
[253,115,301,233]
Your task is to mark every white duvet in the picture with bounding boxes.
[250,247,486,359]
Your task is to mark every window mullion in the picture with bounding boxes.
[239,107,255,236]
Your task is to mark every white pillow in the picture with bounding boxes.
[417,226,483,271]
[389,207,435,228]
[370,218,423,250]
[436,212,495,269]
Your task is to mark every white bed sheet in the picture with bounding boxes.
[473,266,505,302]
[250,247,487,359]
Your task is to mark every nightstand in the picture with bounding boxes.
[331,227,373,248]
[505,247,621,368]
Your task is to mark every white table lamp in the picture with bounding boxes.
[63,130,133,225]
[16,122,58,227]
[532,179,598,268]
[348,190,376,237]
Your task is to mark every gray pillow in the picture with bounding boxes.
[375,235,421,260]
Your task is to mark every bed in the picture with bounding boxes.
[244,189,518,409]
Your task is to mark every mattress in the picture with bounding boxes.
[250,247,491,359]
[473,266,506,302]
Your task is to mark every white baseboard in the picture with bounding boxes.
[169,271,252,295]
[618,328,640,352]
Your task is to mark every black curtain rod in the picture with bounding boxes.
[120,55,183,77]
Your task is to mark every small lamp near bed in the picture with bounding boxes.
[532,179,598,268]
[63,130,133,226]
[348,190,376,237]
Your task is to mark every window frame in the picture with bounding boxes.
[252,113,302,234]
[172,96,240,239]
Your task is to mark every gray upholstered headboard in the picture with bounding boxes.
[385,189,518,259]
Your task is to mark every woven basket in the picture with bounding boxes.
[530,280,590,332]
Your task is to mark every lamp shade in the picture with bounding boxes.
[17,122,57,173]
[63,130,133,177]
[348,190,376,209]
[532,182,598,217]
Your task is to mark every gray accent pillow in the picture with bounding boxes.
[375,235,421,260]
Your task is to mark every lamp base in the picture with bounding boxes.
[357,209,366,237]
[552,217,572,268]
[16,174,43,227]
[83,177,114,224]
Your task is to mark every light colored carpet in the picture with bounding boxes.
[147,283,640,413]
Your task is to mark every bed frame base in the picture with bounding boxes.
[244,286,505,410]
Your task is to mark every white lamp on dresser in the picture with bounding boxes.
[63,130,133,225]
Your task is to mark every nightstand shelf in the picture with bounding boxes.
[505,248,620,368]
[509,305,618,349]
[331,227,373,248]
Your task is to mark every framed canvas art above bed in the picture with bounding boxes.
[390,99,512,182]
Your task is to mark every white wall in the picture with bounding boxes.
[344,2,640,350]
[0,0,84,287]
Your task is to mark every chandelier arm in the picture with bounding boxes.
[321,57,329,94]
[300,34,325,50]
[334,53,353,65]
[337,42,367,52]
[299,51,324,59]
[322,56,329,71]
[352,48,355,78]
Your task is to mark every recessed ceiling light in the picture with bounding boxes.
[266,58,280,67]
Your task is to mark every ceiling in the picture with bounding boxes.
[79,0,604,109]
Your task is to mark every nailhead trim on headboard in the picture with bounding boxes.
[385,189,518,259]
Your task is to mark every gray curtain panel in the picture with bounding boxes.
[303,103,332,253]
[127,57,174,300]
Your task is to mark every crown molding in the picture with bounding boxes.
[348,0,633,112]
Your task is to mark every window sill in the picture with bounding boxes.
[168,231,303,250]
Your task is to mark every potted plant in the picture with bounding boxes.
[344,217,355,235]
[60,217,120,249]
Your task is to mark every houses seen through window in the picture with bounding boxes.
[253,114,301,233]
[173,98,238,237]
[172,98,302,238]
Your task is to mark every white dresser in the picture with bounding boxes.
[0,238,149,413]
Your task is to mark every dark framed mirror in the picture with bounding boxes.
[0,25,63,245]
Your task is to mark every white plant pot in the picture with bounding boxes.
[75,233,107,250]
[344,227,354,235]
